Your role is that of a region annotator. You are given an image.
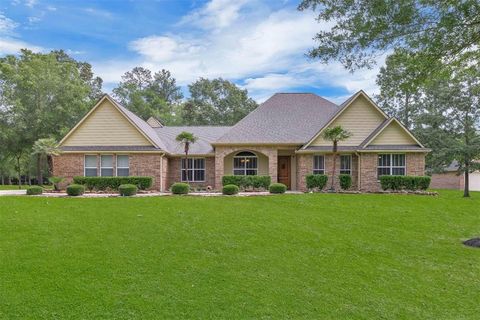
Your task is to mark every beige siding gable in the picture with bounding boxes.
[311,95,386,146]
[61,100,153,147]
[370,120,419,146]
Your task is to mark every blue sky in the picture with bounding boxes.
[0,0,384,103]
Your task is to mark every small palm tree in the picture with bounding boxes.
[176,131,198,183]
[32,138,61,186]
[322,126,352,191]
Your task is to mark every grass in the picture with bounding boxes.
[0,184,53,190]
[0,190,479,319]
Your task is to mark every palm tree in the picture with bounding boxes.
[322,126,352,191]
[175,131,198,183]
[32,138,60,186]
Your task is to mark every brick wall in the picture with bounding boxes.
[53,153,164,190]
[296,153,358,191]
[430,172,463,190]
[52,154,84,187]
[166,157,215,190]
[406,153,426,176]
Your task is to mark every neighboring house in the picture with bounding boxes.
[430,161,480,191]
[53,91,430,191]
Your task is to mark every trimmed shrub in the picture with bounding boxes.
[171,182,189,195]
[380,175,432,191]
[339,174,352,190]
[417,176,431,190]
[26,186,43,195]
[48,176,64,191]
[66,184,85,196]
[73,176,153,191]
[269,183,287,194]
[222,184,239,195]
[221,175,271,190]
[119,184,137,196]
[306,174,328,190]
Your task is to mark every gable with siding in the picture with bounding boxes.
[61,99,153,147]
[310,95,386,146]
[369,120,419,146]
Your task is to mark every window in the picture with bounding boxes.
[340,155,352,175]
[377,154,405,178]
[117,155,129,176]
[313,155,325,174]
[100,155,114,176]
[84,155,97,177]
[233,152,258,175]
[181,158,205,182]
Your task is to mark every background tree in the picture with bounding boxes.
[0,49,102,185]
[32,138,61,185]
[375,50,424,129]
[113,67,183,124]
[299,0,480,71]
[175,132,198,183]
[322,126,352,191]
[183,78,257,125]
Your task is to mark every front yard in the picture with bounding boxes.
[1,191,479,319]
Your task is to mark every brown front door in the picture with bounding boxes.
[277,156,291,189]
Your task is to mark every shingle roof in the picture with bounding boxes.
[154,126,231,154]
[214,93,339,144]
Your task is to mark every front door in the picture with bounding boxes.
[277,156,291,189]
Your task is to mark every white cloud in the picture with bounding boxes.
[25,0,37,8]
[0,13,18,34]
[0,13,44,54]
[0,38,44,54]
[96,0,382,102]
[83,8,113,19]
[179,0,251,30]
[46,6,57,11]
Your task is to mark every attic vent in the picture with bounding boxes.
[147,117,163,128]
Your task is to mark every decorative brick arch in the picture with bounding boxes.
[214,146,278,190]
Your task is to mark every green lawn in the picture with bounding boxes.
[1,191,479,319]
[0,185,53,190]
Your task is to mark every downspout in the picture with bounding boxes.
[160,153,164,192]
[355,151,361,191]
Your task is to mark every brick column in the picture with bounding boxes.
[406,153,426,176]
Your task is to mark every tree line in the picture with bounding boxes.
[0,50,257,186]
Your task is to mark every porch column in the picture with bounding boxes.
[214,147,226,190]
[267,149,278,183]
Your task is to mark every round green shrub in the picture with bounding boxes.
[171,182,189,194]
[269,183,287,194]
[66,184,85,196]
[119,184,138,196]
[339,174,352,190]
[222,184,239,195]
[26,186,43,195]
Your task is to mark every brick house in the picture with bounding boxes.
[53,91,430,191]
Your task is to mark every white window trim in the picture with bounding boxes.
[116,155,129,176]
[181,157,206,182]
[84,154,98,177]
[233,152,258,176]
[313,155,325,175]
[100,154,114,177]
[377,153,406,178]
[340,155,352,175]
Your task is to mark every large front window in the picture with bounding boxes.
[313,155,325,174]
[340,155,352,175]
[100,155,114,176]
[117,155,129,176]
[377,154,405,178]
[233,152,257,175]
[84,155,97,177]
[181,158,205,182]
